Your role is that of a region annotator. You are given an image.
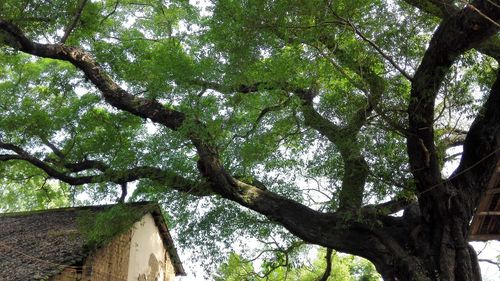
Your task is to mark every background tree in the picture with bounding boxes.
[0,0,499,280]
[214,249,380,281]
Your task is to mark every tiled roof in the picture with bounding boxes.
[0,201,185,281]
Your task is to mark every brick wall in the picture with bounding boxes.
[50,229,132,281]
[49,214,177,281]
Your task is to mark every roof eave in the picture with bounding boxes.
[148,206,186,276]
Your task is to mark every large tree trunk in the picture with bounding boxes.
[368,197,482,281]
[385,68,499,281]
[393,1,500,279]
[394,203,480,281]
[389,235,481,281]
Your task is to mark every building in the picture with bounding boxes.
[469,159,500,241]
[0,202,185,281]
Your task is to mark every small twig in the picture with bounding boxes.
[308,42,368,92]
[118,182,127,203]
[232,98,291,140]
[478,258,500,270]
[476,242,489,255]
[444,152,463,162]
[39,176,51,200]
[197,88,207,97]
[100,0,120,24]
[373,109,410,137]
[347,20,413,81]
[317,248,333,281]
[434,87,449,122]
[327,7,413,81]
[60,0,88,43]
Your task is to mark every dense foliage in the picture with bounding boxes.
[0,0,499,280]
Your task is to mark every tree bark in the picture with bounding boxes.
[401,0,500,280]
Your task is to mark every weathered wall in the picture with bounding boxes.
[51,229,132,281]
[164,248,175,281]
[127,213,175,281]
[50,213,176,281]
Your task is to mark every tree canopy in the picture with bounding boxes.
[0,0,499,280]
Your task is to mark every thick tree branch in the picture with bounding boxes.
[403,0,500,60]
[62,159,109,173]
[407,0,499,196]
[294,87,369,210]
[0,19,272,201]
[0,141,95,185]
[295,88,343,141]
[362,197,417,215]
[476,36,500,61]
[0,141,211,196]
[451,69,500,199]
[0,20,186,131]
[293,50,388,210]
[340,59,386,136]
[194,77,371,209]
[404,5,499,274]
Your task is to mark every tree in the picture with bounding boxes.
[0,0,499,280]
[214,249,381,281]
